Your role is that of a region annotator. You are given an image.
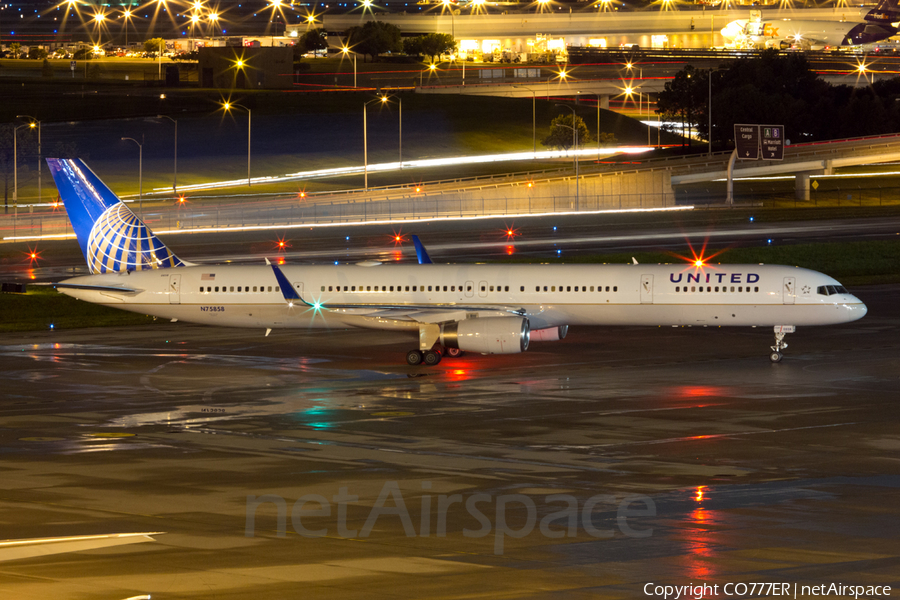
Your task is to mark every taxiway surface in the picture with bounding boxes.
[0,283,898,599]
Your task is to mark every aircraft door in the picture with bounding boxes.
[465,280,474,298]
[168,274,181,304]
[783,277,795,305]
[478,280,488,298]
[640,274,653,304]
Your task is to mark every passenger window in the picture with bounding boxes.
[275,286,279,292]
[754,287,759,292]
[613,286,617,292]
[699,287,704,293]
[605,286,610,292]
[328,286,332,292]
[405,286,410,292]
[543,286,548,292]
[351,286,356,291]
[590,286,594,292]
[551,286,556,292]
[412,286,417,292]
[730,286,734,292]
[443,286,448,291]
[691,286,695,292]
[390,286,394,292]
[451,286,456,292]
[489,286,494,292]
[215,286,220,292]
[676,286,680,292]
[428,286,433,292]
[707,286,711,292]
[715,286,719,292]
[366,286,371,291]
[467,285,472,292]
[321,286,325,292]
[566,286,571,292]
[481,285,486,292]
[574,286,579,292]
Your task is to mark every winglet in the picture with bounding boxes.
[270,264,301,301]
[632,257,639,265]
[412,235,433,265]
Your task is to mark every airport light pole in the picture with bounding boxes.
[554,103,579,211]
[11,122,34,215]
[16,116,41,204]
[156,114,178,195]
[121,136,143,219]
[224,103,252,187]
[363,95,389,190]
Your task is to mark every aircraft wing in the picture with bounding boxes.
[0,532,163,563]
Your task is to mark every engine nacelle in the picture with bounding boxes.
[530,325,569,342]
[441,317,530,354]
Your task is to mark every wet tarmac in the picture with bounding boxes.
[0,284,898,599]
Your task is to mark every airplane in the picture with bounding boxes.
[46,158,867,365]
[721,0,900,50]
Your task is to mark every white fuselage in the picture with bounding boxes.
[58,263,867,332]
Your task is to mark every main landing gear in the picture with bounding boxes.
[770,325,795,363]
[406,347,466,366]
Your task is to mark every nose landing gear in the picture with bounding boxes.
[770,325,795,363]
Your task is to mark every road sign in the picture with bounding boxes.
[70,60,76,70]
[734,124,759,160]
[761,125,784,160]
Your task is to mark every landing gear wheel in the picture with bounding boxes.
[423,350,442,366]
[770,326,792,363]
[406,350,424,366]
[445,347,463,358]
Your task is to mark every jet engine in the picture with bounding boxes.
[440,317,530,354]
[530,325,569,342]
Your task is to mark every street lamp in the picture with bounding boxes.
[554,103,579,210]
[341,46,357,88]
[121,136,143,219]
[224,102,252,187]
[208,12,220,40]
[11,122,34,214]
[420,62,437,86]
[16,116,41,205]
[156,114,178,194]
[189,14,200,51]
[122,8,132,49]
[363,95,389,190]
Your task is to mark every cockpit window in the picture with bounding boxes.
[818,285,849,296]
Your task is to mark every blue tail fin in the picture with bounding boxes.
[47,158,184,274]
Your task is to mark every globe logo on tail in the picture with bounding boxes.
[86,203,183,274]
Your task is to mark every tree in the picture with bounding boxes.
[656,64,708,147]
[542,113,592,151]
[299,28,328,54]
[144,38,165,56]
[345,21,402,62]
[9,42,20,59]
[409,33,456,62]
[0,124,37,213]
[73,47,92,60]
[28,47,48,60]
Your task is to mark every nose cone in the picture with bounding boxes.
[845,295,868,322]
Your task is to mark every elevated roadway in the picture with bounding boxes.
[667,134,900,199]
